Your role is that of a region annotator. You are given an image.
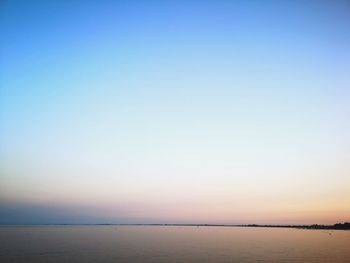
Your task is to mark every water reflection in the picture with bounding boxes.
[0,226,349,263]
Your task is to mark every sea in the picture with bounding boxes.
[1,225,349,263]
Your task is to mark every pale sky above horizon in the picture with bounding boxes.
[1,0,350,225]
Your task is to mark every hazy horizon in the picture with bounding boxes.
[1,0,350,225]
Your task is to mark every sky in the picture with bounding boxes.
[1,0,350,225]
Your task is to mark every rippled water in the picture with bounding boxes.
[0,226,349,263]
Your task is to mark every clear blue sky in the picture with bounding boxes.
[1,0,350,224]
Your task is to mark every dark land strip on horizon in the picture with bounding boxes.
[1,222,349,230]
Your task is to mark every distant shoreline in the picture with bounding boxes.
[1,222,349,230]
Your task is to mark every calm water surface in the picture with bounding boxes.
[0,226,349,263]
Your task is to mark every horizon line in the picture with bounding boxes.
[1,222,349,228]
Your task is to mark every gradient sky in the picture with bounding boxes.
[1,0,350,224]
